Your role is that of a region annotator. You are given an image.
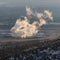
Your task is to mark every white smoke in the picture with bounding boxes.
[44,10,53,20]
[36,13,43,19]
[10,7,53,38]
[11,17,38,38]
[26,6,33,16]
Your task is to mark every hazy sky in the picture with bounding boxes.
[0,0,60,7]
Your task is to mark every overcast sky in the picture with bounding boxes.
[0,0,60,7]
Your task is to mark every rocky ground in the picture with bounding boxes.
[0,38,60,60]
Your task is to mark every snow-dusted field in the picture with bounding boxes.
[7,48,60,60]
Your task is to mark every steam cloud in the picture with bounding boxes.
[10,7,53,38]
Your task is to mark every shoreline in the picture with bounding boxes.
[0,36,60,50]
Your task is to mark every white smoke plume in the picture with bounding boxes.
[26,6,33,16]
[44,10,53,20]
[10,7,53,38]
